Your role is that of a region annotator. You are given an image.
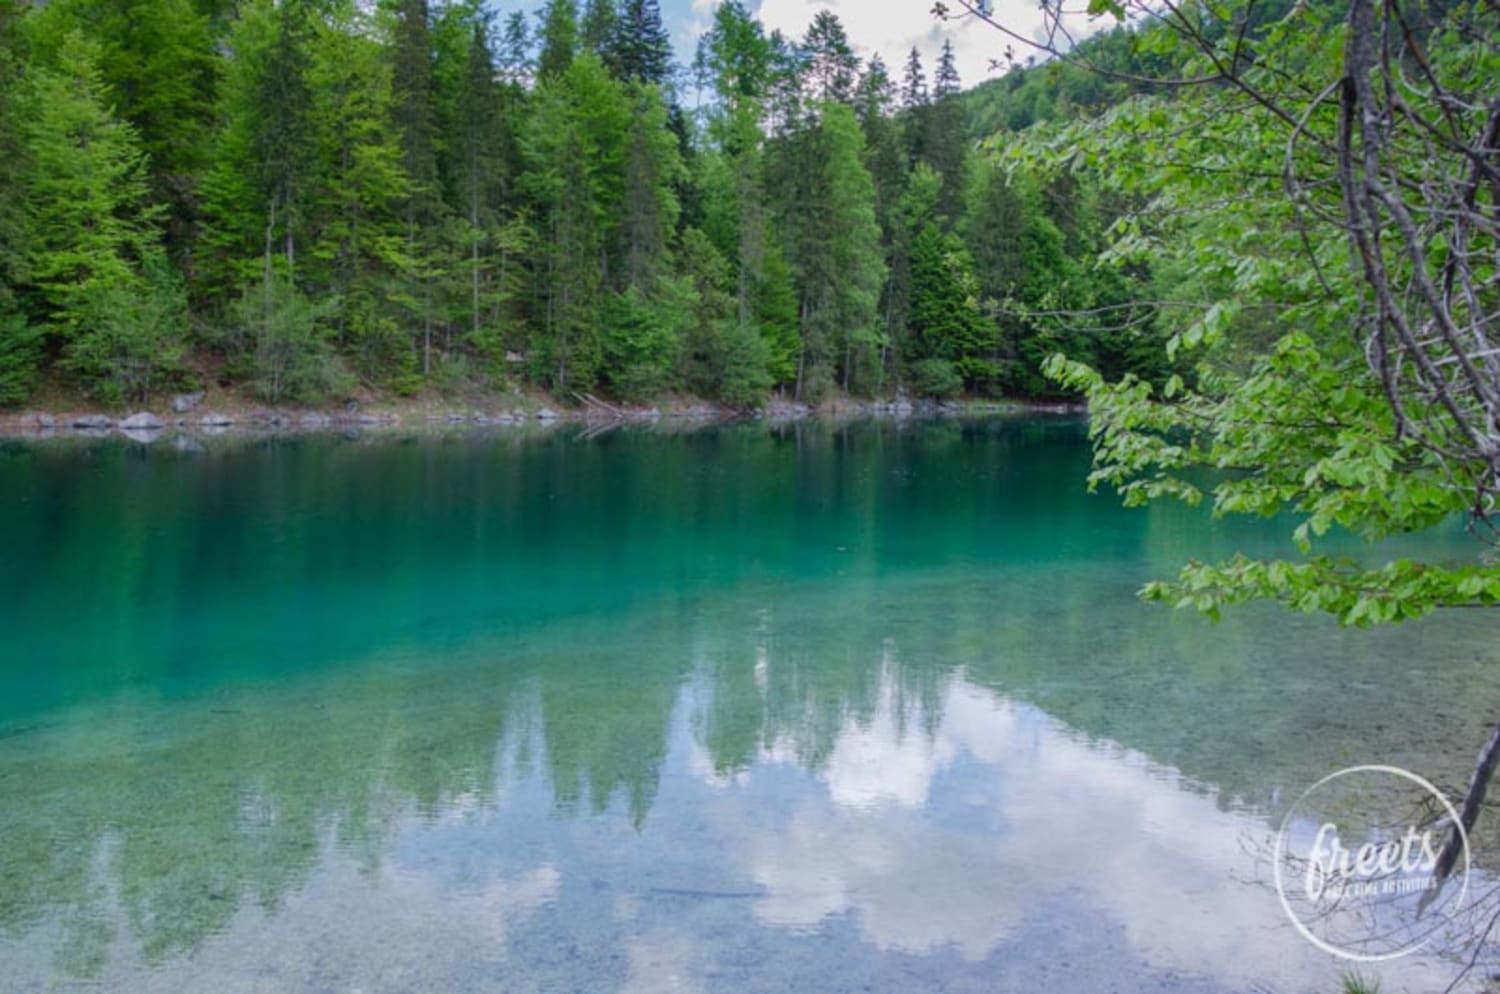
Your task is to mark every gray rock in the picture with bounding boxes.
[764,401,812,420]
[71,414,114,430]
[199,412,235,427]
[121,411,165,430]
[170,392,205,414]
[299,413,332,428]
[28,412,56,429]
[535,407,561,421]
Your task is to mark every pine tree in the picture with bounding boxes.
[305,0,409,376]
[392,0,444,377]
[0,0,39,404]
[23,31,190,399]
[537,0,578,81]
[900,46,929,168]
[704,0,768,111]
[452,13,507,350]
[23,0,218,257]
[884,163,942,377]
[801,11,857,105]
[580,0,617,62]
[924,39,967,224]
[763,30,804,137]
[23,30,158,327]
[900,47,927,109]
[611,0,671,86]
[783,102,885,398]
[933,39,960,99]
[499,11,532,85]
[521,53,630,391]
[855,56,903,233]
[248,0,316,287]
[906,221,995,394]
[621,86,682,290]
[197,0,309,298]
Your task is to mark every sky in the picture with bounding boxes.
[677,0,1038,89]
[517,1,1080,94]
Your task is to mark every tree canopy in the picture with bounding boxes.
[0,0,1172,409]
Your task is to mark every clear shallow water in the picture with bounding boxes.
[0,418,1497,993]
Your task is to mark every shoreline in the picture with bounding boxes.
[0,394,1087,441]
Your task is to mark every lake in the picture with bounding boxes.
[1,417,1496,993]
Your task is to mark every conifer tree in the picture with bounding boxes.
[306,0,409,374]
[580,0,617,62]
[924,40,966,223]
[801,11,856,105]
[901,47,927,108]
[23,31,158,327]
[537,0,578,81]
[499,11,532,85]
[392,0,444,378]
[611,0,671,85]
[0,0,38,403]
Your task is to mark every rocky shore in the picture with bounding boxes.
[0,391,1084,441]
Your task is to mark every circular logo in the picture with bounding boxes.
[1273,764,1471,962]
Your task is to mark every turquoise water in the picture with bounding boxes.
[0,418,1496,993]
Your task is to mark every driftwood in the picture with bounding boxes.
[1434,718,1500,887]
[573,391,625,420]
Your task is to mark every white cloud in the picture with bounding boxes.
[752,0,1056,89]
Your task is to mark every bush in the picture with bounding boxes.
[603,286,682,401]
[715,320,773,408]
[66,256,187,404]
[909,358,963,399]
[0,310,42,406]
[229,282,352,404]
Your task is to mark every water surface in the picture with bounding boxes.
[1,419,1496,993]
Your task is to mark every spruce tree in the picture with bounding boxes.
[933,39,960,99]
[612,0,671,85]
[900,47,927,108]
[23,30,157,327]
[801,11,856,105]
[452,14,506,349]
[924,39,966,224]
[785,102,885,398]
[906,221,994,392]
[900,46,928,167]
[580,0,617,62]
[537,0,578,81]
[256,0,315,279]
[392,0,443,377]
[306,0,410,374]
[499,11,532,85]
[0,0,39,404]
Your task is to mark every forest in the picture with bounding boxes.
[0,0,1168,409]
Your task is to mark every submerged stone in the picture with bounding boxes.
[120,412,165,431]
